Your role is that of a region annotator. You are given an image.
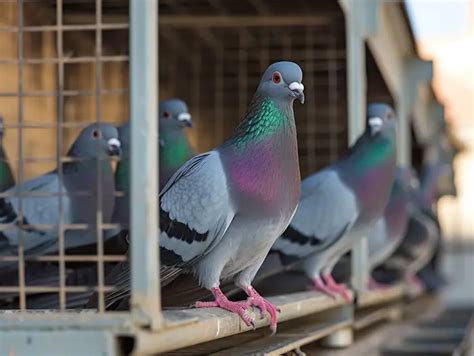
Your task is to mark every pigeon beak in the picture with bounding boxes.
[107,138,121,157]
[368,116,383,135]
[288,82,305,104]
[178,112,193,128]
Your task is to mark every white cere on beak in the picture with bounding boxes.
[107,138,121,148]
[289,82,304,92]
[368,116,383,134]
[177,112,192,122]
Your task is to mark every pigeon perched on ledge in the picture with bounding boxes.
[366,166,411,288]
[102,61,305,332]
[271,103,397,301]
[0,123,121,275]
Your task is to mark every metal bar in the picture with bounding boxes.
[328,28,338,162]
[345,0,370,295]
[2,122,124,129]
[214,46,224,145]
[0,88,127,97]
[130,0,161,329]
[159,15,333,28]
[56,0,66,312]
[305,28,315,172]
[0,23,129,32]
[95,0,105,314]
[0,286,117,293]
[0,56,129,65]
[16,0,26,311]
[0,255,127,263]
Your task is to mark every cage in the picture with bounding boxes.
[0,0,465,355]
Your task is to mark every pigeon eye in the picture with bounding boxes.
[272,72,282,84]
[92,129,101,139]
[163,111,170,119]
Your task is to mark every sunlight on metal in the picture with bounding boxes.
[130,0,161,329]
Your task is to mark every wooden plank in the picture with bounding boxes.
[354,304,402,330]
[211,320,351,355]
[357,284,405,308]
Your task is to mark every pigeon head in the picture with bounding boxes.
[68,123,121,159]
[159,99,193,130]
[366,103,396,137]
[257,61,305,104]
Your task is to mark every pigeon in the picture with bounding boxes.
[271,103,397,301]
[158,99,194,189]
[373,168,443,289]
[378,205,439,289]
[109,100,194,239]
[366,166,411,288]
[0,117,15,192]
[0,123,121,270]
[102,61,305,331]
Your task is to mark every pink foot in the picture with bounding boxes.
[323,274,352,302]
[195,287,255,328]
[312,275,339,300]
[368,277,389,290]
[407,275,425,291]
[243,286,280,333]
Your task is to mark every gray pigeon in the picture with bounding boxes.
[380,205,439,289]
[103,62,304,331]
[0,123,121,267]
[0,117,15,192]
[376,166,444,289]
[366,166,411,288]
[271,103,397,301]
[111,99,194,232]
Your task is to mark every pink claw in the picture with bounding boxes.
[243,286,279,333]
[368,277,389,290]
[312,275,339,300]
[195,287,255,328]
[323,274,352,302]
[407,275,425,291]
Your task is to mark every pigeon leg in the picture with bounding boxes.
[195,287,255,328]
[407,275,425,291]
[242,285,279,333]
[322,274,352,302]
[368,277,389,290]
[311,275,339,300]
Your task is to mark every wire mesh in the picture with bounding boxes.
[159,5,348,178]
[0,0,129,313]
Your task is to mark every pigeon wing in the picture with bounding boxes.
[273,169,358,258]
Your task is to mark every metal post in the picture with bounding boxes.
[397,59,433,166]
[345,0,369,295]
[130,0,161,329]
[345,2,366,145]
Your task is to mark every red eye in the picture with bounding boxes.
[92,129,101,139]
[272,71,281,84]
[163,111,170,119]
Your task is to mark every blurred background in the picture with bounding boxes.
[407,0,474,305]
